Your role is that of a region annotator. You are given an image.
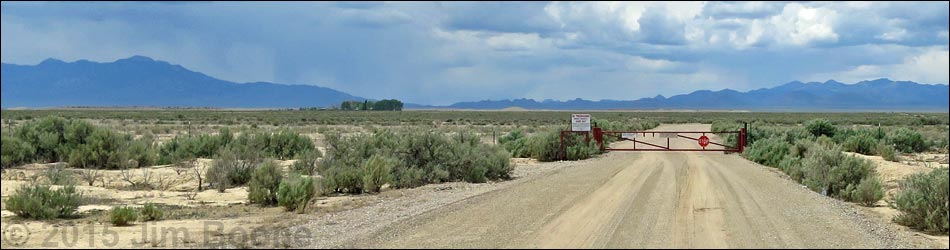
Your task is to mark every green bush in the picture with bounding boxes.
[140,202,163,222]
[563,134,600,161]
[126,136,158,168]
[319,129,512,194]
[14,117,71,162]
[10,117,160,170]
[6,184,83,220]
[111,206,138,226]
[801,145,877,199]
[248,160,284,206]
[1,135,34,168]
[158,128,314,163]
[744,137,791,167]
[291,149,322,175]
[848,177,884,206]
[392,167,426,189]
[475,144,513,181]
[525,131,561,162]
[322,167,365,194]
[843,134,878,155]
[499,130,530,158]
[778,156,805,182]
[264,129,316,160]
[887,128,927,153]
[206,148,259,192]
[876,143,899,162]
[805,119,836,138]
[277,174,316,213]
[893,168,949,235]
[362,155,394,193]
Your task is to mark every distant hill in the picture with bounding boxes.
[0,56,365,108]
[444,79,950,112]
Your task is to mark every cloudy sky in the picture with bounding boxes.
[2,1,948,105]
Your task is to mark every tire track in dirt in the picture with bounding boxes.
[530,157,662,248]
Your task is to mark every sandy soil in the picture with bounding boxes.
[0,159,317,249]
[845,152,937,200]
[846,152,950,249]
[352,124,944,249]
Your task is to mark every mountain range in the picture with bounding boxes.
[446,79,949,111]
[1,56,363,108]
[2,56,948,111]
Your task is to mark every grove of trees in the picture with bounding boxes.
[339,99,403,111]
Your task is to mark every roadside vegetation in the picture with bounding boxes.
[6,183,83,220]
[319,128,512,194]
[892,168,949,235]
[499,119,660,162]
[715,119,948,234]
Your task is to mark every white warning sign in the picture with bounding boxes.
[572,114,591,132]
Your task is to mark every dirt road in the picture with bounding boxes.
[352,124,914,249]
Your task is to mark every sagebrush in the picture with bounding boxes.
[6,183,83,220]
[893,168,949,235]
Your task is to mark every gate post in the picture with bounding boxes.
[739,123,748,153]
[592,127,604,151]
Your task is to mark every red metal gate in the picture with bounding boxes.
[559,124,747,158]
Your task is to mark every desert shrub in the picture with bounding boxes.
[887,128,927,153]
[815,135,836,148]
[801,145,877,199]
[44,163,74,185]
[14,117,70,162]
[848,177,884,207]
[788,140,812,159]
[140,202,163,222]
[158,127,237,162]
[248,160,284,206]
[525,131,562,162]
[499,130,530,158]
[67,129,129,169]
[125,136,158,168]
[563,134,599,161]
[392,167,426,189]
[476,144,513,181]
[277,174,316,213]
[1,135,34,168]
[6,184,83,220]
[263,129,315,160]
[319,129,512,193]
[362,155,394,193]
[843,134,878,155]
[779,156,805,182]
[805,119,836,138]
[9,117,159,169]
[291,149,322,175]
[163,128,314,162]
[206,148,259,192]
[111,206,138,226]
[504,127,612,162]
[893,168,949,235]
[322,167,365,194]
[876,142,899,162]
[744,137,791,167]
